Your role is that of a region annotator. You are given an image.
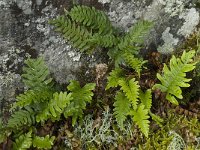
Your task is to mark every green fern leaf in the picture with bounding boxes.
[153,50,196,105]
[113,91,131,129]
[123,52,147,76]
[118,78,140,110]
[36,92,72,122]
[139,89,152,110]
[118,20,153,52]
[106,68,125,90]
[33,135,55,149]
[12,88,53,110]
[149,111,163,127]
[64,80,95,125]
[69,5,113,35]
[87,33,118,48]
[7,107,35,129]
[49,15,93,52]
[12,131,32,150]
[22,57,53,89]
[131,104,150,137]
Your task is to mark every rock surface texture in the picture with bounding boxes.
[0,0,200,114]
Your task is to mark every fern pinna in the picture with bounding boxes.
[12,130,55,150]
[153,50,196,105]
[106,68,153,137]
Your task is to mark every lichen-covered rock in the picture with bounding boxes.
[105,0,200,54]
[0,0,200,115]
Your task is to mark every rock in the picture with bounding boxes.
[0,0,200,115]
[105,0,200,54]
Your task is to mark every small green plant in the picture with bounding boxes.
[1,4,199,149]
[49,5,152,72]
[1,57,95,149]
[153,50,196,105]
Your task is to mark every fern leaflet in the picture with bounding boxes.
[36,92,72,122]
[49,15,93,52]
[118,78,140,110]
[118,20,153,52]
[106,68,125,90]
[131,104,150,137]
[7,107,35,129]
[12,131,32,150]
[12,87,53,110]
[32,135,55,149]
[153,50,196,105]
[22,57,53,89]
[113,91,131,129]
[69,5,113,35]
[123,52,147,76]
[139,89,152,110]
[64,80,95,125]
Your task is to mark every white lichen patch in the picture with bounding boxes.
[68,51,81,62]
[178,8,200,37]
[98,0,110,4]
[157,27,179,54]
[163,0,186,17]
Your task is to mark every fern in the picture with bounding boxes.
[12,87,53,109]
[68,5,113,35]
[87,33,118,48]
[49,15,93,52]
[123,52,147,76]
[139,89,152,110]
[153,50,196,105]
[118,78,140,110]
[118,20,153,52]
[12,131,32,150]
[7,107,35,129]
[22,57,53,89]
[32,135,55,149]
[106,68,125,90]
[113,91,131,129]
[36,92,72,122]
[109,20,152,67]
[131,104,150,137]
[64,80,96,125]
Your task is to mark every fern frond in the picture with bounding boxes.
[123,52,147,76]
[22,57,53,89]
[69,5,113,35]
[87,33,118,48]
[153,50,196,105]
[12,88,53,109]
[139,89,152,110]
[36,92,72,122]
[118,20,153,52]
[12,131,32,150]
[113,91,131,129]
[131,104,150,137]
[149,111,163,127]
[33,135,55,149]
[7,107,35,129]
[49,15,93,52]
[106,68,125,90]
[118,78,140,110]
[64,80,95,125]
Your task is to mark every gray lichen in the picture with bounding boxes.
[157,27,179,54]
[178,8,199,37]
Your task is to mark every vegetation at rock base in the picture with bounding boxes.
[0,4,200,150]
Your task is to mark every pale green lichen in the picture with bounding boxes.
[167,131,186,150]
[157,27,179,54]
